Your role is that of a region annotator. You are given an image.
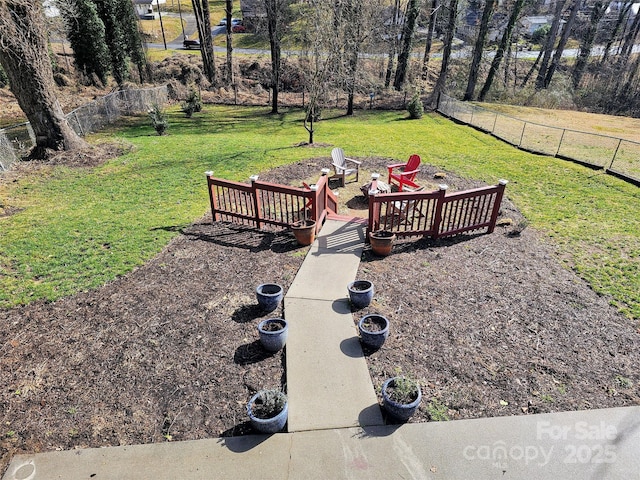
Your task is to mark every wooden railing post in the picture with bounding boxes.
[250,175,262,230]
[487,179,508,233]
[432,184,448,239]
[314,168,331,230]
[205,171,219,223]
[366,173,381,241]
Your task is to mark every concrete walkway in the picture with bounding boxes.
[3,219,640,479]
[285,219,383,431]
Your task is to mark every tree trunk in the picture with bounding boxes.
[600,2,632,67]
[0,0,87,158]
[535,0,566,90]
[431,0,458,104]
[543,0,579,89]
[571,0,606,88]
[225,0,234,85]
[421,0,439,81]
[521,47,544,88]
[615,49,640,103]
[264,0,283,113]
[385,0,402,88]
[478,0,525,101]
[346,49,359,115]
[394,0,422,91]
[463,0,496,101]
[304,110,315,144]
[343,0,361,116]
[617,5,640,69]
[192,0,216,83]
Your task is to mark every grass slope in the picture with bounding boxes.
[0,106,638,320]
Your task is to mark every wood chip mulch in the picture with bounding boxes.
[1,154,638,474]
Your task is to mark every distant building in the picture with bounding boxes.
[133,0,167,20]
[520,15,554,36]
[606,1,640,16]
[239,0,264,28]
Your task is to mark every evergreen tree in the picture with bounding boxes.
[94,0,130,85]
[119,0,150,83]
[57,0,110,85]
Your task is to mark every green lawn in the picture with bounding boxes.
[1,106,638,321]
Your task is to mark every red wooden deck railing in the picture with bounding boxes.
[367,179,508,240]
[206,170,338,233]
[206,169,507,241]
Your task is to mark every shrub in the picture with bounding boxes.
[148,103,168,135]
[407,92,424,119]
[181,88,202,118]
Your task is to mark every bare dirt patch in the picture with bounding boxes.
[1,155,639,475]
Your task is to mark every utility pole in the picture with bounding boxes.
[157,0,167,49]
[178,0,186,39]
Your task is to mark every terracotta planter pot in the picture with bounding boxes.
[369,230,396,256]
[292,219,316,246]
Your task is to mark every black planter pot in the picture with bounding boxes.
[257,318,288,352]
[358,314,389,350]
[247,390,288,434]
[256,283,283,313]
[347,280,374,309]
[381,377,422,422]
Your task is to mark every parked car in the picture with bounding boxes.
[232,24,246,33]
[219,18,242,26]
[183,37,200,49]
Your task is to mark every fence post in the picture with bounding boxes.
[555,129,566,157]
[609,138,623,170]
[366,173,381,242]
[250,175,262,230]
[205,171,218,223]
[432,184,448,239]
[309,183,320,231]
[519,123,527,148]
[488,180,508,233]
[492,112,498,134]
[74,112,85,136]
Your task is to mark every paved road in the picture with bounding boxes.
[153,13,634,61]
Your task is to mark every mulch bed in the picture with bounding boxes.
[1,154,639,474]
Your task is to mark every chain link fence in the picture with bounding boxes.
[437,93,640,187]
[0,86,168,172]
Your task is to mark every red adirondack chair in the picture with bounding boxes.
[387,154,421,191]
